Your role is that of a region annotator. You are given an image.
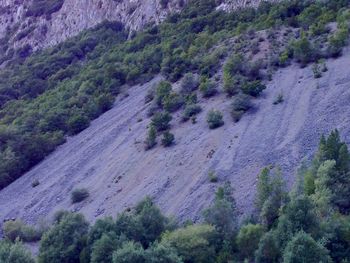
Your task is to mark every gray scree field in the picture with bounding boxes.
[1,48,350,227]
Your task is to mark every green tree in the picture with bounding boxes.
[255,231,280,263]
[162,131,175,147]
[236,224,264,260]
[0,241,35,263]
[324,215,350,262]
[155,81,172,107]
[275,195,320,250]
[38,213,89,263]
[151,112,172,132]
[283,231,332,263]
[145,243,183,263]
[255,167,272,213]
[91,233,124,263]
[260,170,286,229]
[199,78,217,98]
[112,241,146,263]
[312,160,335,217]
[292,33,317,66]
[135,197,168,247]
[203,182,237,240]
[160,224,217,263]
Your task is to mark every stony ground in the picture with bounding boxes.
[1,49,350,228]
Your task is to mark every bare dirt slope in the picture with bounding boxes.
[1,49,350,226]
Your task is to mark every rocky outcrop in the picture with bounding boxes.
[0,0,187,52]
[0,0,278,53]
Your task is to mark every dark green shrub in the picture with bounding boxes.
[292,34,318,65]
[273,93,284,105]
[200,78,217,98]
[71,188,90,203]
[155,81,172,107]
[151,112,172,132]
[161,131,175,147]
[327,25,349,57]
[3,220,42,242]
[181,73,199,94]
[208,171,218,183]
[207,110,224,129]
[163,93,184,112]
[145,125,157,150]
[231,94,252,122]
[145,86,156,104]
[182,104,202,122]
[223,74,239,96]
[31,179,40,188]
[241,80,266,97]
[312,63,322,78]
[67,114,90,135]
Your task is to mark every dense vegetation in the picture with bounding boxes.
[0,0,349,190]
[2,130,350,262]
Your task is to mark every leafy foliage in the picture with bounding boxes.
[71,188,90,203]
[206,109,224,129]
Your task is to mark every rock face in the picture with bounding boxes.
[0,0,187,52]
[1,48,350,226]
[0,0,277,53]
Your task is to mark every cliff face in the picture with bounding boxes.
[0,0,276,53]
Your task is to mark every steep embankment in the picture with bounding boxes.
[1,48,350,225]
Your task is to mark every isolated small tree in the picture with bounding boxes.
[161,131,175,147]
[207,110,224,129]
[145,125,157,150]
[181,73,199,94]
[71,188,89,203]
[182,104,202,122]
[241,80,266,97]
[151,112,172,132]
[155,81,172,107]
[200,78,217,98]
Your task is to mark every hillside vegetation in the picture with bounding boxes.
[1,131,350,262]
[0,0,349,190]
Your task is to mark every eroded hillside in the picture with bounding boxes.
[1,48,350,226]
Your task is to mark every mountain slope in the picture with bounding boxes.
[1,48,350,225]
